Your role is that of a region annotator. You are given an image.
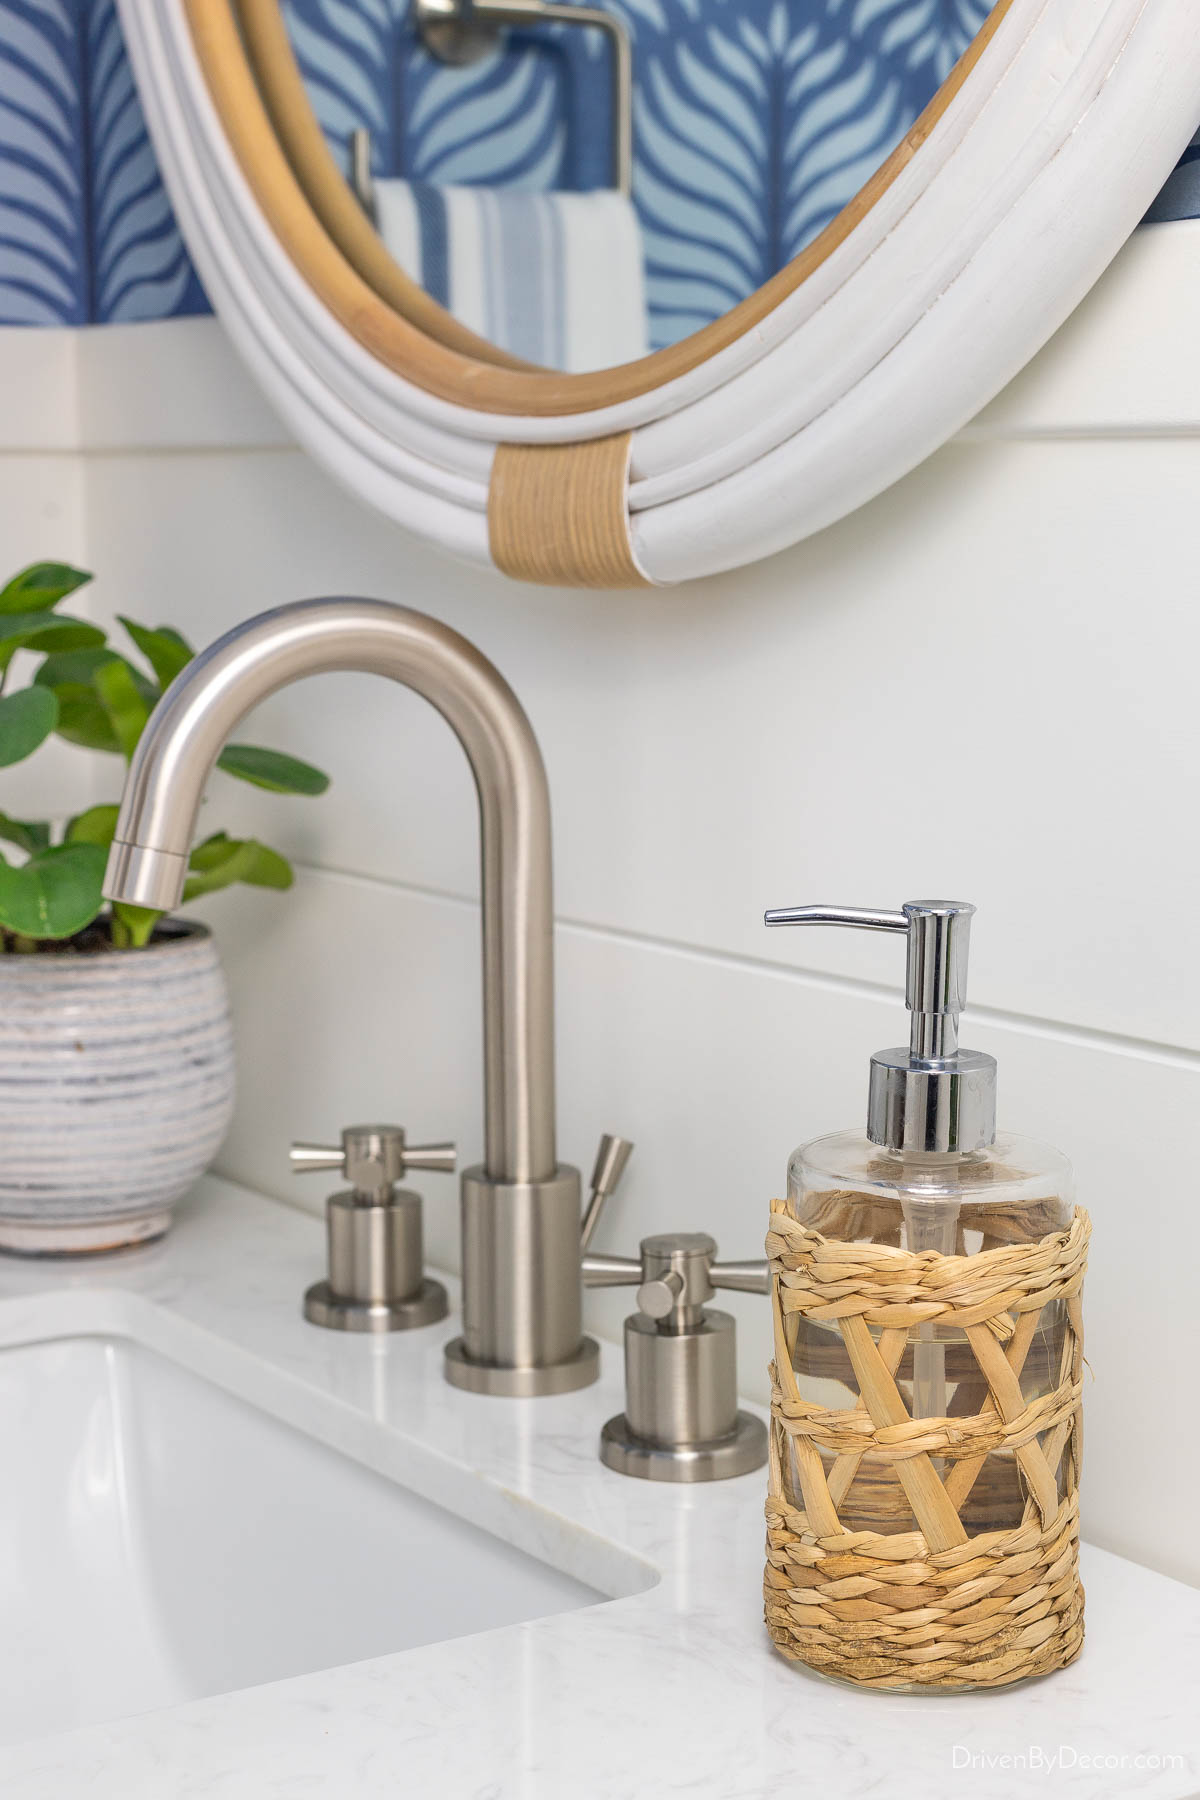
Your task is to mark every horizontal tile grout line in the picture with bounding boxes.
[83,442,298,458]
[955,424,1200,443]
[0,443,297,460]
[286,859,1200,1075]
[7,432,1200,462]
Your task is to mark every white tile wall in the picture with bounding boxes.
[3,248,1199,1583]
[0,440,93,819]
[75,435,1200,1047]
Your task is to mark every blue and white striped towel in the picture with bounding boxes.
[373,181,648,373]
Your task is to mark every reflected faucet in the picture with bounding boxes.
[104,598,626,1396]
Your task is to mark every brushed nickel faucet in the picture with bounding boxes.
[103,597,629,1396]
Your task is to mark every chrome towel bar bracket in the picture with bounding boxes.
[412,0,633,197]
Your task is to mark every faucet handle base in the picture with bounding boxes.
[304,1277,448,1333]
[599,1409,767,1484]
[447,1163,599,1397]
[590,1243,770,1483]
[443,1332,599,1397]
[304,1183,447,1333]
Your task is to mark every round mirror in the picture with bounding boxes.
[127,0,1200,584]
[247,0,993,373]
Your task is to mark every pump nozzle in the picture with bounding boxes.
[764,899,995,1155]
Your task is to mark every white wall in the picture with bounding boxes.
[4,225,1199,1586]
[0,332,92,821]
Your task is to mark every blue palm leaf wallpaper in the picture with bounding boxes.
[1146,125,1200,224]
[0,0,86,324]
[0,0,204,325]
[0,0,1197,336]
[86,0,205,321]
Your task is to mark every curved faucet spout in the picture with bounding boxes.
[104,597,556,1187]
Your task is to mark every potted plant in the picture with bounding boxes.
[0,562,328,1254]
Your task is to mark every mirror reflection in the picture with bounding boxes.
[282,0,993,371]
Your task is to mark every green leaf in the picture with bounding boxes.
[66,803,121,850]
[52,683,122,754]
[0,813,50,856]
[110,902,161,949]
[0,686,57,767]
[154,625,192,656]
[216,743,330,796]
[182,833,293,903]
[93,658,151,760]
[119,617,194,692]
[0,611,105,673]
[0,563,91,616]
[37,647,116,689]
[188,830,230,864]
[35,646,155,705]
[0,843,106,940]
[36,647,154,755]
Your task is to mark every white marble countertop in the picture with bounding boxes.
[0,1178,1196,1800]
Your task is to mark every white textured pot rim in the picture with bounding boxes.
[0,917,214,968]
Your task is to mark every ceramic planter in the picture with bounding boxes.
[0,920,234,1254]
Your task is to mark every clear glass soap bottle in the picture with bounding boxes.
[767,902,1075,1544]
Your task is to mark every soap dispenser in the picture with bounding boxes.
[761,901,1089,1692]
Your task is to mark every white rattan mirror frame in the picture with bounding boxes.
[119,0,1200,586]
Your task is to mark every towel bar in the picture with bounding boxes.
[350,0,633,210]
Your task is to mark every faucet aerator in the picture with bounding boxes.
[103,840,189,913]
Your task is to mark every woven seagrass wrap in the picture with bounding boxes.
[763,1201,1090,1690]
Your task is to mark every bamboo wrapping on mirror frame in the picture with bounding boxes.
[488,433,651,588]
[763,1201,1089,1689]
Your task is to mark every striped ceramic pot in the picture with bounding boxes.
[0,921,235,1255]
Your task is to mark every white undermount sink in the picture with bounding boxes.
[0,1332,604,1746]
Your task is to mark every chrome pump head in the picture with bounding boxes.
[764,900,996,1155]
